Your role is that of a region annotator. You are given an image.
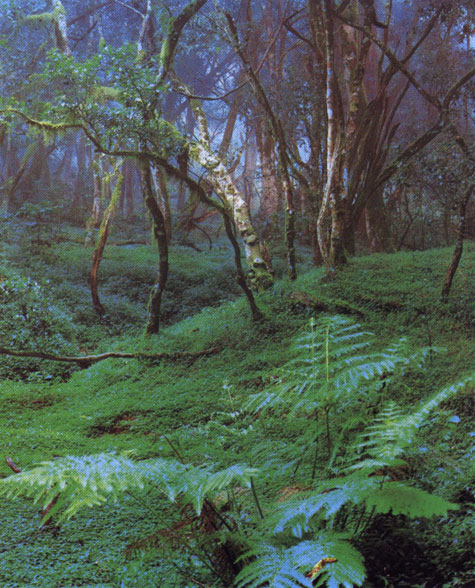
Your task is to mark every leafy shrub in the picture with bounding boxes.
[0,265,79,380]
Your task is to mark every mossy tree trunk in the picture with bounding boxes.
[226,12,296,280]
[90,172,123,316]
[185,95,274,291]
[141,162,169,335]
[152,165,172,242]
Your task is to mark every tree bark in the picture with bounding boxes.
[225,12,296,280]
[90,172,123,315]
[0,346,220,367]
[185,95,274,291]
[141,162,169,335]
[152,165,172,242]
[441,184,473,302]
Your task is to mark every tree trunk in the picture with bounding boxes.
[441,184,473,302]
[153,165,172,242]
[364,190,394,253]
[255,122,280,231]
[90,173,123,316]
[187,97,274,291]
[329,203,347,268]
[222,211,263,321]
[85,153,103,246]
[141,162,169,335]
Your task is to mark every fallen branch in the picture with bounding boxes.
[5,456,22,474]
[0,346,220,367]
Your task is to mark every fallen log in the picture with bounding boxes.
[0,346,220,368]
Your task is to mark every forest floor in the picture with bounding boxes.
[0,225,473,588]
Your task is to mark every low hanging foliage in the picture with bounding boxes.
[0,316,471,588]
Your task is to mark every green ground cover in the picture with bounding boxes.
[0,234,473,588]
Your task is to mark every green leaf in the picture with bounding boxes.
[365,483,459,518]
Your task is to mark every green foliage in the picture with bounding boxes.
[0,264,78,380]
[0,245,473,586]
[348,377,473,476]
[246,315,423,416]
[0,451,257,524]
[39,46,185,157]
[235,537,365,588]
[0,313,468,588]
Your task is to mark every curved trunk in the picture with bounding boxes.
[441,185,473,302]
[141,163,169,335]
[187,97,273,291]
[90,172,123,316]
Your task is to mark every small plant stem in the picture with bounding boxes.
[203,499,235,533]
[353,506,367,535]
[325,407,332,459]
[250,477,264,519]
[359,505,377,536]
[311,412,319,482]
[291,457,303,481]
[162,434,185,464]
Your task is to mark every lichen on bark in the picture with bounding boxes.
[187,100,274,291]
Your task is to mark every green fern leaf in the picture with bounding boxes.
[0,453,257,523]
[235,544,313,588]
[266,476,381,537]
[185,464,258,514]
[236,534,365,588]
[287,537,365,588]
[364,483,459,518]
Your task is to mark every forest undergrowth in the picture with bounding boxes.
[0,227,473,588]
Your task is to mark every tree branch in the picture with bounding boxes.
[0,346,220,367]
[336,12,441,109]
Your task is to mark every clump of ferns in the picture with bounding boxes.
[245,315,434,481]
[234,377,471,588]
[0,376,472,588]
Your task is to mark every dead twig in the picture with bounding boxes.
[0,346,220,368]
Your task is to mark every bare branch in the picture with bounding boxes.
[402,6,443,64]
[336,12,441,109]
[67,1,114,26]
[0,346,220,367]
[442,67,475,110]
[113,0,144,17]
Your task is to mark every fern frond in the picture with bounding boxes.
[350,375,474,471]
[265,476,380,537]
[287,537,365,588]
[235,534,365,588]
[364,483,458,518]
[0,453,257,522]
[183,463,257,514]
[247,317,420,420]
[235,543,313,588]
[0,452,149,522]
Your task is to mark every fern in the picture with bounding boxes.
[235,534,365,588]
[364,483,458,518]
[0,452,257,523]
[349,375,474,472]
[245,316,420,417]
[0,311,470,588]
